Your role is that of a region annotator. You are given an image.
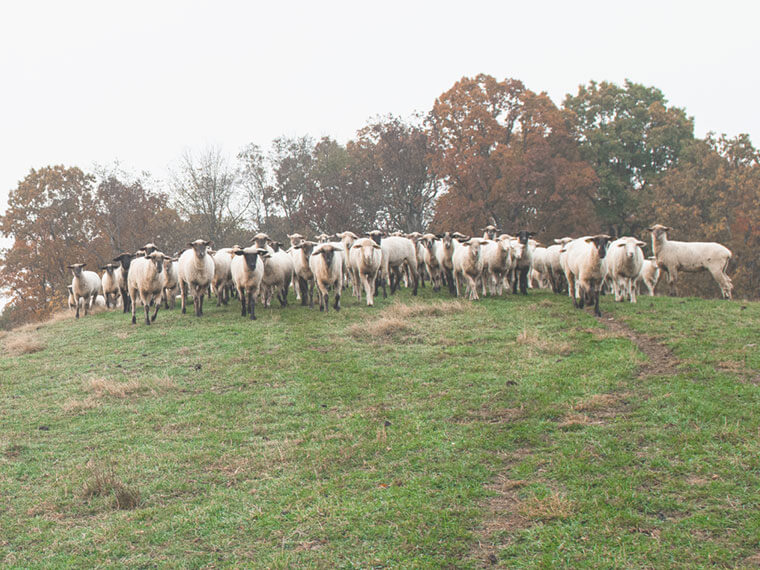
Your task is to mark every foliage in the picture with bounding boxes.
[564,80,695,235]
[428,74,599,237]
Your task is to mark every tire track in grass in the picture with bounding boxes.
[470,311,682,567]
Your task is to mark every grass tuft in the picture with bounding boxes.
[82,460,142,510]
[3,332,45,355]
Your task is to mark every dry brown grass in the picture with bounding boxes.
[516,326,574,356]
[518,491,574,521]
[82,459,141,510]
[3,332,45,356]
[349,299,469,343]
[62,376,176,414]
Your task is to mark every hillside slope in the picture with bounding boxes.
[1,290,759,567]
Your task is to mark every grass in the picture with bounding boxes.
[0,287,758,567]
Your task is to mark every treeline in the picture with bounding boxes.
[2,75,759,327]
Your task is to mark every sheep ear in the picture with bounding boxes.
[333,247,343,252]
[646,227,654,232]
[636,240,646,247]
[233,250,245,256]
[584,237,595,243]
[373,243,382,249]
[616,242,625,247]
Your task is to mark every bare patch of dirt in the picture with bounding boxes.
[601,316,681,377]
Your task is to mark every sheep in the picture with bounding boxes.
[315,233,332,244]
[178,239,216,317]
[287,233,305,248]
[309,243,344,312]
[452,237,485,300]
[563,234,612,317]
[605,237,646,303]
[260,242,294,307]
[545,238,573,293]
[529,245,552,290]
[252,233,271,250]
[480,236,514,296]
[336,231,360,294]
[349,237,383,306]
[646,224,733,299]
[127,251,167,325]
[112,253,134,313]
[231,247,271,320]
[434,232,458,296]
[100,264,121,308]
[510,230,536,295]
[211,248,234,306]
[290,241,317,307]
[162,256,179,309]
[419,233,442,292]
[67,263,102,319]
[67,285,76,311]
[378,235,419,297]
[635,257,661,297]
[482,224,500,240]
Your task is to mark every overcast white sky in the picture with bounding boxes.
[1,0,758,213]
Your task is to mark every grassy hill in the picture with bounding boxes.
[1,288,759,568]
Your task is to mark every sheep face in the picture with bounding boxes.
[68,263,86,277]
[147,252,165,274]
[287,233,305,247]
[315,233,332,243]
[252,233,270,249]
[101,263,117,275]
[482,225,500,239]
[188,240,210,259]
[113,253,133,270]
[235,248,270,271]
[313,244,341,266]
[367,230,384,245]
[143,243,158,254]
[647,224,671,240]
[585,235,612,258]
[617,239,646,259]
[514,230,536,245]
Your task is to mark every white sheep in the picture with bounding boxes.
[309,243,344,312]
[178,239,216,317]
[647,224,733,299]
[434,232,459,296]
[231,247,271,319]
[380,235,419,297]
[480,236,514,296]
[290,241,317,307]
[452,237,485,300]
[336,231,360,295]
[419,233,443,292]
[67,263,102,319]
[260,242,294,307]
[605,237,646,303]
[67,285,76,312]
[100,264,121,309]
[211,248,234,306]
[161,256,179,309]
[127,251,167,325]
[563,235,612,317]
[544,238,573,293]
[635,257,661,297]
[349,237,383,306]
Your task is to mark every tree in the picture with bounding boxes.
[0,166,101,322]
[428,74,599,237]
[350,115,441,232]
[170,147,248,245]
[265,136,315,233]
[564,80,694,235]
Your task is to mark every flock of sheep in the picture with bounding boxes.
[66,223,734,325]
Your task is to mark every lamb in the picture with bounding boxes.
[309,243,344,312]
[635,257,661,297]
[290,241,317,307]
[211,248,234,306]
[127,251,167,325]
[161,256,179,309]
[605,237,646,303]
[452,237,485,300]
[480,236,514,296]
[529,245,551,290]
[647,224,733,299]
[178,239,216,317]
[545,238,573,293]
[100,264,121,308]
[563,235,612,317]
[260,242,294,307]
[349,237,383,306]
[112,253,134,313]
[67,263,102,319]
[231,247,271,320]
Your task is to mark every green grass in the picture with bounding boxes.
[1,289,759,568]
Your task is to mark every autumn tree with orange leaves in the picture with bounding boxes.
[427,74,599,237]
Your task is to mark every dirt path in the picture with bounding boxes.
[470,314,682,567]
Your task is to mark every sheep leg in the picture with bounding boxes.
[151,299,160,322]
[144,298,152,325]
[239,290,247,317]
[299,277,309,306]
[323,290,329,313]
[130,291,137,324]
[519,268,529,295]
[334,290,341,311]
[75,296,81,319]
[180,281,188,314]
[466,274,479,301]
[248,289,257,320]
[412,269,418,296]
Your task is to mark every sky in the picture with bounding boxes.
[1,0,759,214]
